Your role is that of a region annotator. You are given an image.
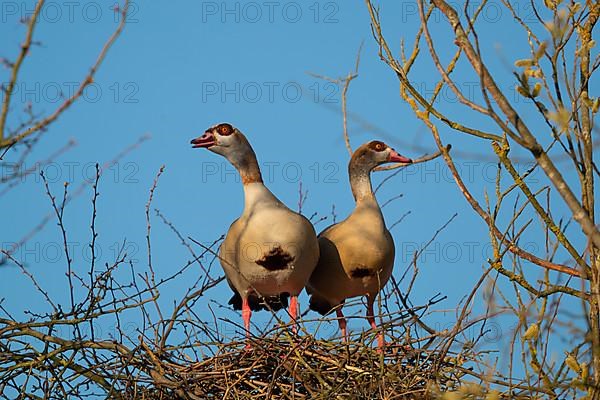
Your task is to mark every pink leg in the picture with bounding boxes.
[289,295,298,334]
[242,297,252,349]
[336,308,348,342]
[367,301,385,350]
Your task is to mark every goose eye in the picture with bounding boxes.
[369,141,386,152]
[217,123,233,136]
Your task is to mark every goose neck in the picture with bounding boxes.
[349,165,376,203]
[229,149,263,185]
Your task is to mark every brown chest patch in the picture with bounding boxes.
[256,246,295,271]
[349,266,377,278]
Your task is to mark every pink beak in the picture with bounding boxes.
[190,130,216,148]
[388,149,412,163]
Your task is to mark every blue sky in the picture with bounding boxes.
[0,0,590,369]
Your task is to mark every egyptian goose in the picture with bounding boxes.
[306,141,412,348]
[190,123,319,343]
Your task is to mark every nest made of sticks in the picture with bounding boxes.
[126,328,461,400]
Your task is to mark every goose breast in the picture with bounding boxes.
[221,203,319,298]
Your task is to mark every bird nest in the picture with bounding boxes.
[126,328,461,400]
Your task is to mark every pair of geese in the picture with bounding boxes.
[191,123,412,348]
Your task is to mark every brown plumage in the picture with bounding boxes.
[191,123,320,345]
[306,141,412,348]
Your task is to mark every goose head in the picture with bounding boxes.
[348,141,412,201]
[350,140,412,172]
[191,122,248,155]
[191,123,262,183]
